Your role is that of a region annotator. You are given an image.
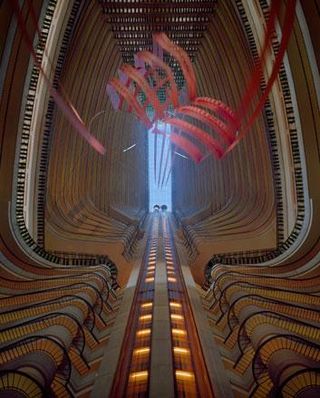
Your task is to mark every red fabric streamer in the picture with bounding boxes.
[177,105,235,145]
[236,0,282,120]
[153,33,197,101]
[107,0,297,165]
[11,0,106,155]
[135,51,179,108]
[107,78,152,128]
[153,127,203,163]
[169,133,203,164]
[240,0,297,137]
[193,97,239,131]
[162,117,224,158]
[120,64,163,121]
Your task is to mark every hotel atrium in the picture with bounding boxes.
[0,0,319,397]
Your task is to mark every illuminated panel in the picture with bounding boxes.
[136,329,151,337]
[172,328,187,336]
[133,348,150,356]
[173,347,190,355]
[162,215,213,397]
[139,314,153,322]
[175,370,195,380]
[171,314,184,321]
[141,302,153,309]
[111,216,160,397]
[170,302,182,309]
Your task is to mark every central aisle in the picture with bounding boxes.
[110,213,213,397]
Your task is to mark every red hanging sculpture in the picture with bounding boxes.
[107,0,297,164]
[12,0,296,161]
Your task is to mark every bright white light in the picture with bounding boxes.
[148,122,172,212]
[122,143,136,152]
[174,151,189,160]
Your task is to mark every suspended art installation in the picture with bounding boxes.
[107,0,297,169]
[12,0,296,167]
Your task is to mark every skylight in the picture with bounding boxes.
[148,123,172,212]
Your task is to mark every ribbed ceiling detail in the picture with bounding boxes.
[100,0,217,86]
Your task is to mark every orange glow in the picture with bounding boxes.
[170,302,182,308]
[175,370,195,380]
[146,270,154,275]
[145,277,154,283]
[133,347,150,355]
[139,314,152,321]
[136,329,151,337]
[141,302,153,309]
[168,277,177,283]
[129,371,148,381]
[172,328,186,336]
[171,314,184,321]
[173,347,190,355]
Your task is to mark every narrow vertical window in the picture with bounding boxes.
[148,122,172,211]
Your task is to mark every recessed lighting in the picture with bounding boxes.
[137,329,151,336]
[173,347,190,355]
[171,314,183,321]
[172,328,186,336]
[129,371,148,381]
[170,302,181,308]
[141,302,153,308]
[175,370,195,380]
[134,347,150,355]
[139,314,152,321]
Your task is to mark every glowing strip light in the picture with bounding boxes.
[122,143,137,152]
[173,347,190,355]
[170,302,182,308]
[133,347,150,355]
[175,370,195,380]
[171,314,184,321]
[129,371,148,381]
[172,328,186,336]
[136,329,151,337]
[174,151,189,159]
[141,302,153,309]
[139,314,152,321]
